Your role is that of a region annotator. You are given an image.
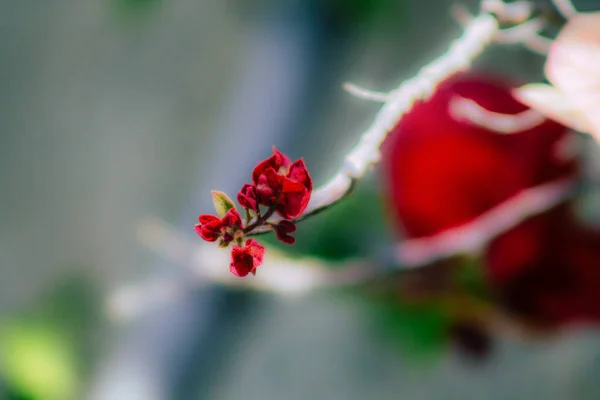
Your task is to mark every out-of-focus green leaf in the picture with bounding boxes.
[0,322,77,400]
[0,273,101,400]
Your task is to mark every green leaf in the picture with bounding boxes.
[211,190,236,217]
[0,322,78,400]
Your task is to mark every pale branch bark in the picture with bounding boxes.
[395,178,576,267]
[454,3,550,55]
[449,95,547,133]
[552,0,578,19]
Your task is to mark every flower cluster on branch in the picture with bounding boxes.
[195,147,312,276]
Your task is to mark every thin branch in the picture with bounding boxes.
[494,17,545,44]
[343,82,390,102]
[481,0,534,24]
[451,3,474,26]
[395,178,576,267]
[449,95,548,133]
[552,0,578,19]
[522,34,552,55]
[454,3,548,55]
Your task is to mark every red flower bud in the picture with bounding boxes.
[221,208,242,228]
[230,239,265,277]
[194,214,222,242]
[252,146,291,185]
[273,220,296,244]
[252,147,313,220]
[237,183,259,212]
[195,209,242,243]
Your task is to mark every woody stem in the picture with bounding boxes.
[242,200,278,234]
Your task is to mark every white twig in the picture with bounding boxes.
[451,3,474,26]
[343,83,390,102]
[481,0,534,24]
[494,17,545,44]
[453,2,547,55]
[552,0,578,19]
[396,178,576,267]
[449,95,548,133]
[522,34,552,55]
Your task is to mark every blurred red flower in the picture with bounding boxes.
[381,72,576,239]
[381,71,600,341]
[488,205,600,328]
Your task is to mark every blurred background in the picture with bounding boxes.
[2,0,600,399]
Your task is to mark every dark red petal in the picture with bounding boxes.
[237,184,259,212]
[256,168,282,206]
[198,214,220,224]
[276,178,309,219]
[287,159,313,192]
[195,215,223,242]
[221,208,242,228]
[252,146,290,184]
[198,224,221,242]
[274,220,296,244]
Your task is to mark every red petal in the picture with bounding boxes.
[198,223,221,242]
[237,183,259,212]
[229,239,265,277]
[252,146,290,184]
[221,208,242,228]
[287,159,313,192]
[256,168,282,206]
[277,177,309,219]
[245,239,265,264]
[274,220,296,244]
[199,214,219,224]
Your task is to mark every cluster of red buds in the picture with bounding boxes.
[195,147,312,277]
